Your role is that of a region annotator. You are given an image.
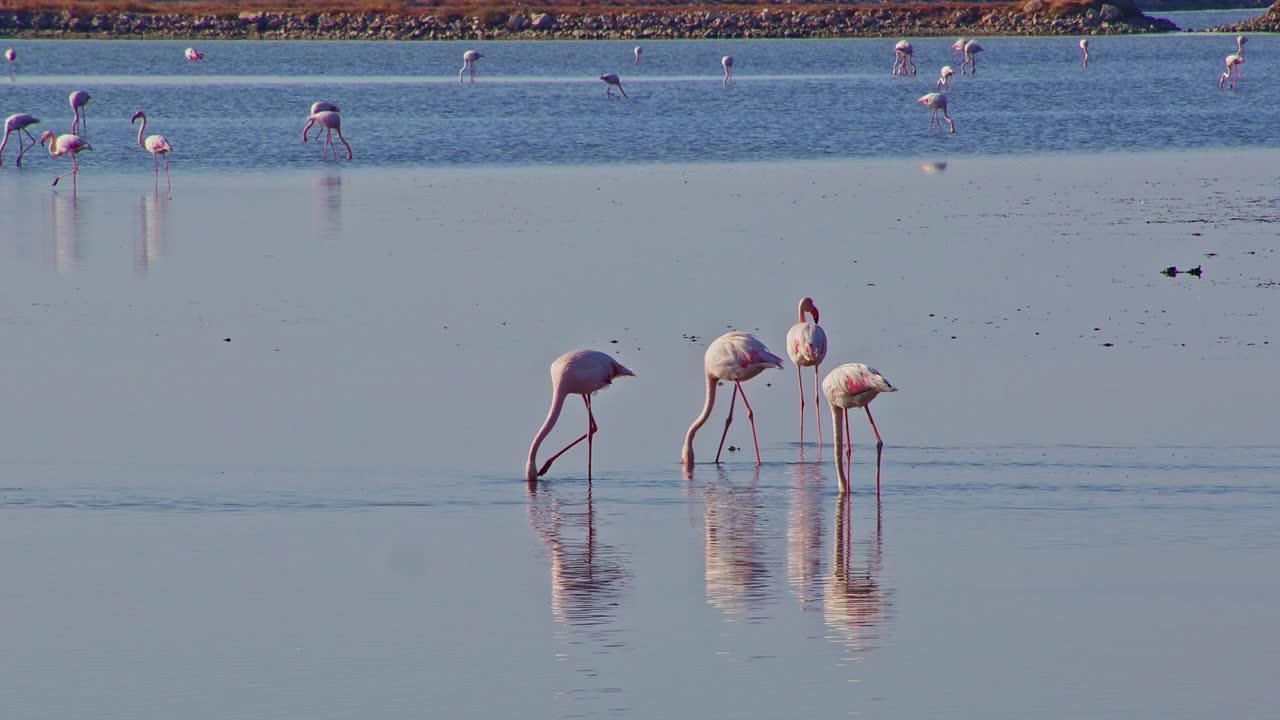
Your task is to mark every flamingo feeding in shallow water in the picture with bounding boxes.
[525,350,635,484]
[1,113,41,167]
[1219,54,1244,89]
[1080,38,1090,67]
[936,65,954,90]
[960,41,983,75]
[599,73,627,98]
[4,48,14,64]
[950,37,967,60]
[185,47,204,61]
[302,111,352,160]
[917,92,955,134]
[721,55,734,87]
[681,331,784,467]
[69,91,91,134]
[634,46,642,65]
[823,363,896,494]
[892,40,915,76]
[39,130,92,187]
[131,111,172,191]
[460,50,483,82]
[307,102,339,140]
[786,297,828,454]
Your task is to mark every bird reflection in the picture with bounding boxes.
[135,190,168,273]
[703,466,773,620]
[787,448,825,609]
[312,172,342,239]
[527,482,631,643]
[823,497,890,651]
[920,160,948,175]
[47,191,80,273]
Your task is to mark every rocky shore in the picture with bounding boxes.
[0,1,1179,41]
[1214,0,1280,31]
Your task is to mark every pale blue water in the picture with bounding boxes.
[1,26,1276,171]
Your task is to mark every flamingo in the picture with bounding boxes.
[917,92,955,134]
[634,46,642,65]
[131,111,172,191]
[892,41,916,76]
[786,297,828,454]
[307,102,339,140]
[950,37,967,60]
[1,113,40,167]
[936,65,954,91]
[39,130,92,187]
[185,47,204,61]
[1079,38,1090,67]
[302,111,352,160]
[599,73,628,98]
[69,91,91,134]
[525,349,635,484]
[721,55,734,87]
[4,48,13,64]
[1219,54,1244,89]
[1236,34,1247,56]
[960,40,983,75]
[823,363,896,494]
[681,331,784,467]
[460,50,483,83]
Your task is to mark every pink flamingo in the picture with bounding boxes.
[599,73,628,98]
[936,65,954,90]
[302,111,352,160]
[721,55,734,87]
[39,130,92,187]
[460,50,483,82]
[525,349,635,484]
[950,37,967,60]
[1237,34,1247,56]
[307,102,339,141]
[960,40,983,75]
[1219,54,1244,89]
[918,92,955,134]
[1,113,41,167]
[681,331,784,467]
[634,46,643,65]
[131,111,172,191]
[786,297,828,454]
[69,91,91,134]
[4,48,14,64]
[185,47,204,61]
[823,363,896,494]
[892,40,916,76]
[1079,38,1090,67]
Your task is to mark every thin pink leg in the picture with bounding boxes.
[844,410,852,466]
[796,364,804,446]
[864,407,885,450]
[736,382,762,466]
[335,128,352,161]
[874,444,883,497]
[714,383,738,464]
[162,154,171,192]
[585,395,595,481]
[52,155,78,186]
[537,394,598,477]
[813,364,822,459]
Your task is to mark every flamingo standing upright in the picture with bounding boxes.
[681,331,784,467]
[1219,54,1244,89]
[917,92,955,134]
[1,113,40,167]
[39,130,92,187]
[892,41,916,76]
[307,102,339,141]
[936,65,955,90]
[960,41,983,75]
[69,91,91,134]
[634,46,643,65]
[721,55,734,87]
[786,297,828,454]
[823,363,896,494]
[302,111,352,160]
[525,350,635,484]
[131,111,172,191]
[1080,38,1090,67]
[185,47,204,61]
[1235,35,1247,79]
[599,73,628,98]
[460,50,483,82]
[950,37,967,60]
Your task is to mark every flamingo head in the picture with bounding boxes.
[799,296,820,324]
[131,111,146,124]
[39,130,54,146]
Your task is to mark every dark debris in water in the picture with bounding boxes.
[1161,265,1203,278]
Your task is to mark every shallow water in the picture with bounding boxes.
[2,33,1279,720]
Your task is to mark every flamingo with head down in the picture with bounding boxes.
[460,50,483,82]
[600,73,628,98]
[918,92,955,134]
[892,41,916,76]
[525,350,635,484]
[302,111,352,160]
[681,331,784,467]
[1219,54,1244,89]
[1,113,41,167]
[185,47,204,61]
[823,363,896,494]
[721,56,734,87]
[960,41,983,75]
[69,91,91,134]
[1080,38,1089,67]
[936,65,954,90]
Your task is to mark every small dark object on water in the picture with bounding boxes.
[1102,342,1114,347]
[223,338,232,342]
[1186,266,1202,277]
[728,446,738,452]
[1162,266,1179,277]
[1162,265,1202,278]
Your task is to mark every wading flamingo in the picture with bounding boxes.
[131,111,172,191]
[634,46,643,65]
[1237,34,1247,56]
[460,50,483,82]
[721,55,734,87]
[4,48,14,64]
[185,47,204,61]
[600,73,628,98]
[950,37,967,60]
[39,130,92,187]
[1,113,40,167]
[936,65,954,90]
[823,363,896,494]
[892,41,916,76]
[69,91,91,134]
[307,102,339,140]
[1080,38,1089,67]
[525,350,635,484]
[960,41,983,75]
[786,297,828,454]
[917,92,955,134]
[681,331,784,467]
[302,110,352,160]
[1219,54,1244,89]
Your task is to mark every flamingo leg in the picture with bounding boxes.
[585,395,595,481]
[736,382,762,466]
[713,382,739,463]
[52,155,79,187]
[865,406,884,450]
[335,128,352,160]
[874,444,883,497]
[162,154,171,192]
[796,364,805,445]
[813,364,822,458]
[844,409,852,466]
[537,395,599,477]
[18,128,37,167]
[618,84,628,99]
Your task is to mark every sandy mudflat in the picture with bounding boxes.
[0,149,1276,475]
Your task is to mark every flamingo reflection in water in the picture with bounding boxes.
[527,483,631,637]
[135,190,169,274]
[701,466,772,619]
[824,497,890,651]
[786,452,825,608]
[47,191,81,273]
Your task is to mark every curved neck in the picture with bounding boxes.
[831,405,849,493]
[681,374,718,464]
[301,118,315,142]
[135,116,146,147]
[0,126,10,158]
[528,385,568,472]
